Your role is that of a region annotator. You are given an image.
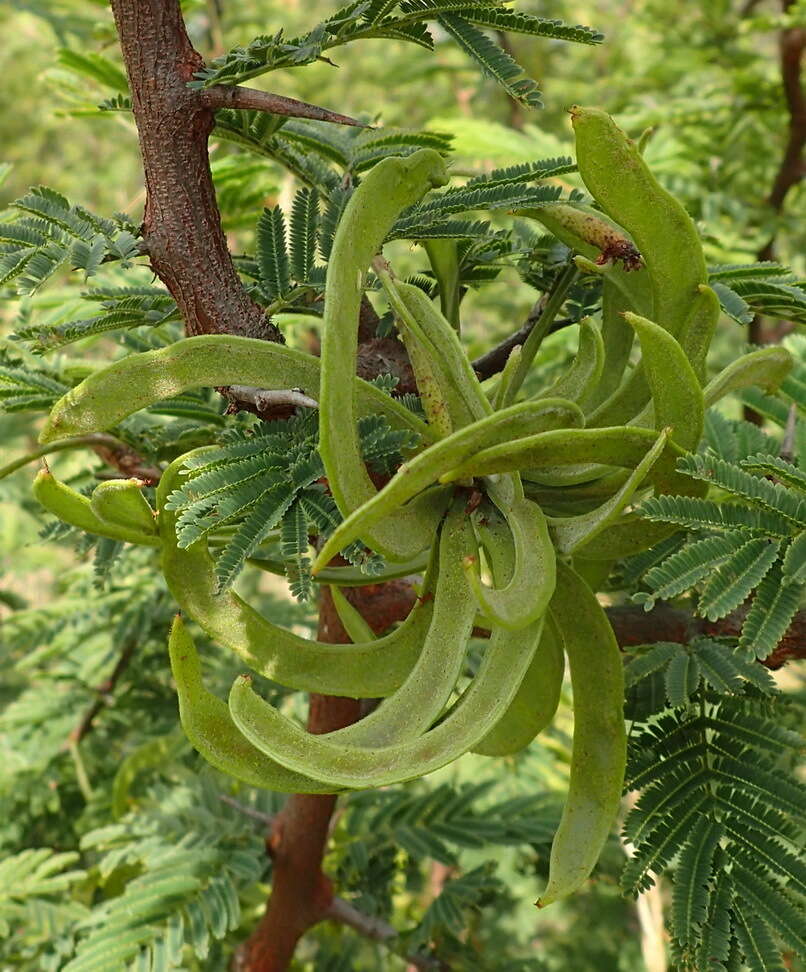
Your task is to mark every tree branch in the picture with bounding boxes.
[67,636,138,746]
[748,1,805,357]
[605,602,806,669]
[109,0,280,342]
[202,85,366,127]
[325,897,445,970]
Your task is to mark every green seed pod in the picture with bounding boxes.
[703,346,793,408]
[158,453,434,698]
[33,470,160,547]
[537,562,626,907]
[570,106,707,340]
[227,614,545,789]
[313,398,584,573]
[393,279,492,424]
[168,616,340,793]
[90,479,156,536]
[624,312,704,451]
[472,611,564,757]
[529,203,643,271]
[40,335,429,445]
[463,496,555,631]
[534,318,604,407]
[549,429,668,554]
[318,150,449,560]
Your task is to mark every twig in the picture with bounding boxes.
[471,307,574,381]
[202,85,366,128]
[746,0,804,377]
[326,897,445,971]
[228,385,318,411]
[219,794,275,826]
[68,638,138,746]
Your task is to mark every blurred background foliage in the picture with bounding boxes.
[0,1,803,970]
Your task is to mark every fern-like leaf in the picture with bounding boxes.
[438,14,543,108]
[739,562,802,658]
[697,537,780,621]
[256,206,290,300]
[289,188,320,283]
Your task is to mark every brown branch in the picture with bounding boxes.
[747,1,805,357]
[109,0,280,343]
[472,309,573,382]
[67,637,137,746]
[605,602,806,669]
[202,85,366,128]
[325,897,445,970]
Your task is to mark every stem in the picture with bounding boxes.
[502,263,579,405]
[68,740,94,802]
[0,434,138,481]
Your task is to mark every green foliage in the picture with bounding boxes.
[0,187,140,296]
[635,411,805,657]
[188,1,601,98]
[622,665,805,970]
[166,409,415,597]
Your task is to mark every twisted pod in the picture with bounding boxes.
[34,107,794,910]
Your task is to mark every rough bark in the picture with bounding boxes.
[109,0,279,341]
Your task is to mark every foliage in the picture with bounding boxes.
[1,1,804,971]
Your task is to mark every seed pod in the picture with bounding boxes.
[537,563,626,907]
[33,470,160,547]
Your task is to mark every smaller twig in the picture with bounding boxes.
[228,385,318,411]
[781,402,798,459]
[68,739,94,802]
[219,794,275,826]
[201,85,367,128]
[325,897,445,971]
[67,637,138,747]
[471,308,574,381]
[0,433,159,482]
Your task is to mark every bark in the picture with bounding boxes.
[109,0,279,342]
[233,584,414,971]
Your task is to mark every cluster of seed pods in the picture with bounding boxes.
[36,108,793,906]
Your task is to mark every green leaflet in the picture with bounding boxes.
[33,470,161,547]
[168,616,341,794]
[318,149,449,561]
[227,615,544,789]
[40,334,430,445]
[312,398,583,574]
[472,610,564,757]
[537,562,626,907]
[464,496,555,630]
[158,453,432,697]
